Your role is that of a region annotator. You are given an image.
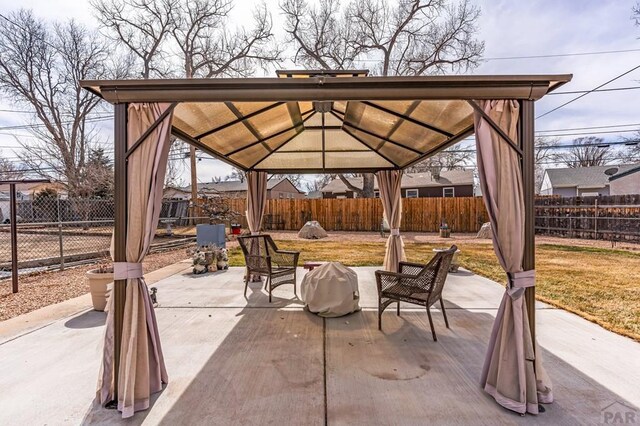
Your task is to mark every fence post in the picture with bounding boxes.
[594,198,598,240]
[57,195,64,271]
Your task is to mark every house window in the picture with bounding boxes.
[443,187,455,197]
[288,193,294,199]
[336,194,347,199]
[405,189,419,198]
[374,190,380,198]
[279,193,284,199]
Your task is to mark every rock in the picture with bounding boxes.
[298,220,328,239]
[477,222,492,239]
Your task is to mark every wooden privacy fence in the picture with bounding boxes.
[208,197,489,233]
[535,195,640,242]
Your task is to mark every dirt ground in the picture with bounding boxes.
[0,248,189,321]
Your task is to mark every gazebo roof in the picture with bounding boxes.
[81,73,571,173]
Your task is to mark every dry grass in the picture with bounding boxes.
[228,239,640,341]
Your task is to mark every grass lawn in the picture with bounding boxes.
[228,240,640,341]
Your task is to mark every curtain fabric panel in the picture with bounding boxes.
[98,103,174,418]
[474,100,553,415]
[376,170,406,272]
[246,171,268,234]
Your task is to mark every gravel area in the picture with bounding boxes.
[0,248,189,322]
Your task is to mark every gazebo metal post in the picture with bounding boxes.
[520,99,536,344]
[111,102,129,404]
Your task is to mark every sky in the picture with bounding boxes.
[0,0,639,188]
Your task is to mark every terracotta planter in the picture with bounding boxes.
[86,269,114,311]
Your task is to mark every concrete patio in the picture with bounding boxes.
[0,261,638,425]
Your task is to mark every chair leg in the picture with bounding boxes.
[378,297,382,330]
[268,276,272,303]
[440,298,450,329]
[426,306,437,341]
[243,269,250,297]
[293,271,298,298]
[397,301,400,316]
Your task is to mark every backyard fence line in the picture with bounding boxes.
[0,197,196,277]
[213,197,490,233]
[535,194,640,243]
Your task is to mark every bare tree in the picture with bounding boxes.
[281,0,484,197]
[269,173,302,189]
[304,173,336,193]
[0,10,123,196]
[633,2,640,26]
[225,167,246,182]
[0,154,25,180]
[404,146,473,177]
[533,137,560,192]
[558,137,614,168]
[92,0,177,78]
[622,131,640,163]
[172,0,282,78]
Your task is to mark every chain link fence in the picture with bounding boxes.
[0,196,202,278]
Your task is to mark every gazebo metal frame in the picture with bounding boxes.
[81,72,572,407]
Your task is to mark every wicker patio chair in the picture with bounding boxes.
[375,245,457,341]
[237,235,300,302]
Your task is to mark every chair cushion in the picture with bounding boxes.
[382,284,430,302]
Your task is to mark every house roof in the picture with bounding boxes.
[0,182,65,193]
[189,177,302,194]
[544,164,638,189]
[321,170,474,193]
[80,73,571,174]
[609,163,640,181]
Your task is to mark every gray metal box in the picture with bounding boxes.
[196,224,226,248]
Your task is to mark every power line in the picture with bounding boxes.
[346,48,640,65]
[482,48,640,61]
[537,63,640,119]
[536,122,640,132]
[548,86,640,95]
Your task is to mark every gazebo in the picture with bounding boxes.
[80,71,572,418]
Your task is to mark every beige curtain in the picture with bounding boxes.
[98,103,174,418]
[246,171,267,235]
[474,100,552,415]
[376,170,405,272]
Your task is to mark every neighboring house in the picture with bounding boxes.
[609,164,640,195]
[164,177,305,200]
[539,164,640,196]
[163,186,192,200]
[0,182,67,222]
[320,170,474,199]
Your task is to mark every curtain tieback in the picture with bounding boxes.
[506,270,535,298]
[114,262,143,280]
[390,228,400,236]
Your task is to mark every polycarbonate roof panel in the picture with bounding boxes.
[168,97,476,171]
[255,152,324,169]
[325,151,393,169]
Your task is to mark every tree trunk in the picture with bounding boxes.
[337,173,376,198]
[361,173,375,197]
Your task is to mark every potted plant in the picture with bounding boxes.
[86,262,113,311]
[439,220,451,238]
